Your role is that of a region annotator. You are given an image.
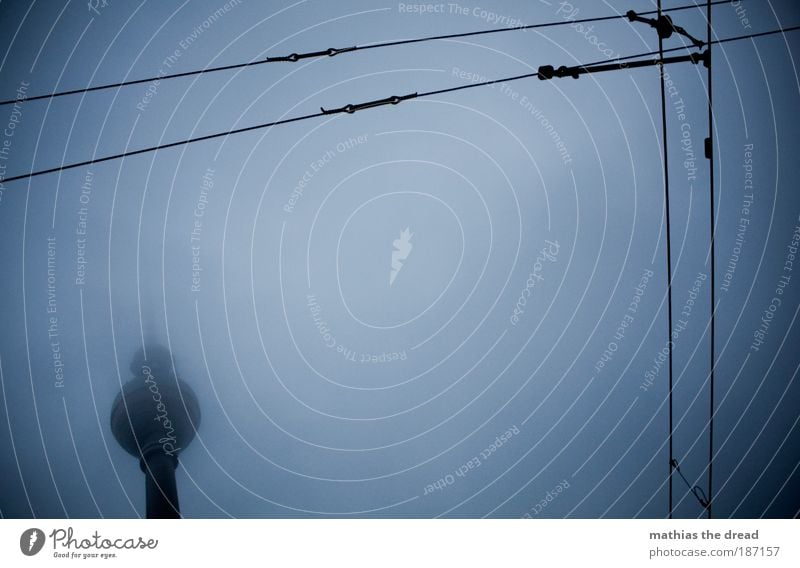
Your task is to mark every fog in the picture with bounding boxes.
[0,0,798,518]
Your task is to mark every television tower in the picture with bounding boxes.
[110,343,201,518]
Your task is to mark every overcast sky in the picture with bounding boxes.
[0,0,798,518]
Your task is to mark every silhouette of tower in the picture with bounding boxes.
[111,344,201,518]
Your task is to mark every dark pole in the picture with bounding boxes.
[111,345,201,519]
[141,452,180,519]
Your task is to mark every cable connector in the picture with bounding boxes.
[320,92,418,115]
[537,65,579,80]
[267,46,357,63]
[627,10,704,48]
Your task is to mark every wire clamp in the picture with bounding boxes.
[627,10,705,48]
[537,65,579,80]
[268,46,357,63]
[327,46,357,57]
[320,92,418,115]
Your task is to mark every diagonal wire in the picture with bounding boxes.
[671,459,711,509]
[2,24,799,185]
[0,0,744,107]
[0,109,329,183]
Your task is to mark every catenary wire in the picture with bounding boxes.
[1,24,797,184]
[0,0,745,107]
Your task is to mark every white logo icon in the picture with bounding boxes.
[20,528,45,556]
[390,228,413,285]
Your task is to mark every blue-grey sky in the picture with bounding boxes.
[0,0,798,518]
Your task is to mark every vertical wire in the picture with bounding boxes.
[656,0,675,519]
[706,0,716,520]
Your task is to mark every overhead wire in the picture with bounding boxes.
[655,0,676,520]
[0,0,744,107]
[706,0,716,520]
[2,24,798,184]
